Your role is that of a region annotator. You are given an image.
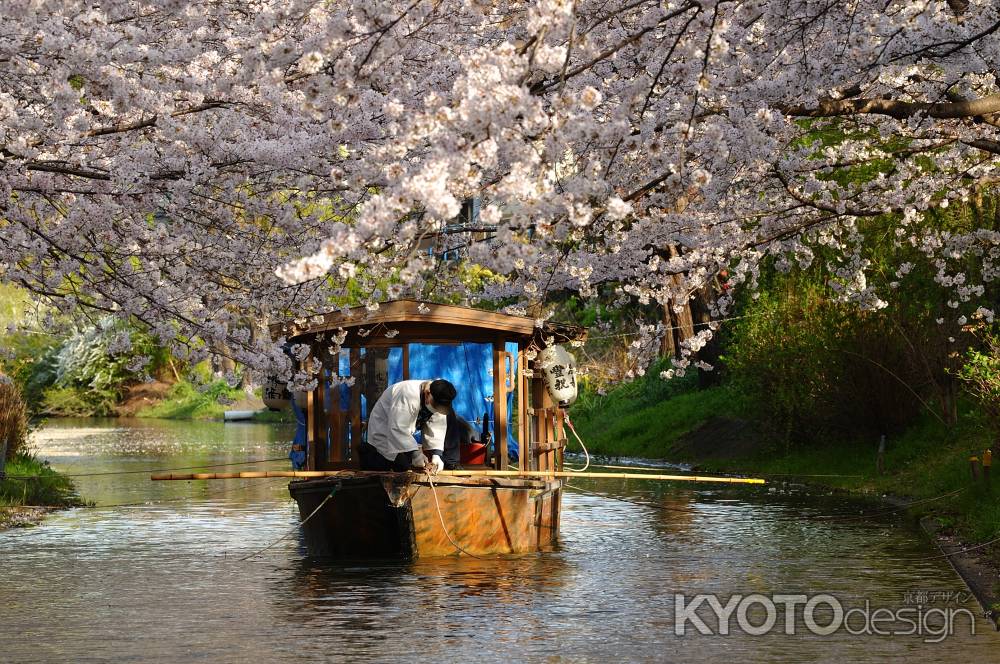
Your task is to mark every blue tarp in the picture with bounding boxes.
[293,341,520,465]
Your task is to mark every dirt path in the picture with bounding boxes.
[114,380,174,417]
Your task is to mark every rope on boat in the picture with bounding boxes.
[562,412,590,473]
[238,485,339,562]
[426,474,485,559]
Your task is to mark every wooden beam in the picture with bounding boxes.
[151,469,766,484]
[532,440,566,454]
[306,379,317,472]
[271,300,586,345]
[516,347,528,471]
[555,408,565,471]
[312,375,327,469]
[328,379,343,466]
[531,382,547,472]
[493,337,507,470]
[350,347,362,458]
[492,337,509,470]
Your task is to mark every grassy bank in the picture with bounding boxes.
[1,455,81,527]
[133,379,253,420]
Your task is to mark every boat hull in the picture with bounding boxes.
[288,474,562,559]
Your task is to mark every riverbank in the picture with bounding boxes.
[0,505,56,529]
[570,382,1000,624]
[122,379,293,423]
[0,455,80,531]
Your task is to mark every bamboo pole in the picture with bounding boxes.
[151,469,765,485]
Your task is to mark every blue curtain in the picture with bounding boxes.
[292,341,521,466]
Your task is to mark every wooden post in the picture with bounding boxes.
[306,374,317,472]
[312,374,327,469]
[493,337,509,470]
[328,376,343,466]
[516,347,528,471]
[531,376,552,472]
[350,347,363,455]
[555,408,565,472]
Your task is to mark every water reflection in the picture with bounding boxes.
[0,418,996,663]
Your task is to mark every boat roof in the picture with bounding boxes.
[271,299,586,346]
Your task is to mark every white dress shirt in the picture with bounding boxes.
[366,379,447,460]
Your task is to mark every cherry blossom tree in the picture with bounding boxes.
[2,0,999,384]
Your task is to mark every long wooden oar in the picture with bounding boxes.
[151,469,764,485]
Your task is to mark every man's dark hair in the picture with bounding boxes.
[429,379,457,408]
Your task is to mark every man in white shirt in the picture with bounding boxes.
[360,379,457,474]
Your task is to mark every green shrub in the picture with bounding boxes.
[724,276,929,445]
[0,454,81,507]
[570,382,736,458]
[957,327,1000,437]
[40,385,117,417]
[31,318,171,416]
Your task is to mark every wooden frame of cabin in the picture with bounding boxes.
[269,299,586,474]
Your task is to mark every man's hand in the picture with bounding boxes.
[408,449,427,471]
[427,454,445,475]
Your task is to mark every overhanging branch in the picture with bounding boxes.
[782,93,1000,120]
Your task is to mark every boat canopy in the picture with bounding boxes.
[270,299,585,347]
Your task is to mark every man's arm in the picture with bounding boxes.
[421,412,447,454]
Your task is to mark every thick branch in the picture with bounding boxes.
[782,93,1000,120]
[964,139,1000,155]
[24,162,110,180]
[86,101,226,138]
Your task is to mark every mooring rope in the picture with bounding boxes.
[238,485,339,562]
[562,412,591,473]
[426,474,485,559]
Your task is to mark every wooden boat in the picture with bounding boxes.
[271,299,585,559]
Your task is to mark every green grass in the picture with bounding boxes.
[1,454,81,508]
[134,379,246,420]
[571,372,739,457]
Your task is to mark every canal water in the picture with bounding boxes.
[1,418,997,662]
